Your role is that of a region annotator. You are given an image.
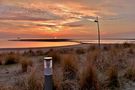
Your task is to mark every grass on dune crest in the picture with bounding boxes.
[4,53,20,65]
[0,43,135,90]
[14,70,43,90]
[20,57,33,72]
[107,66,120,89]
[80,63,99,90]
[61,53,78,80]
[124,64,135,81]
[46,49,61,64]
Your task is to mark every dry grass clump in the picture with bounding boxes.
[80,64,99,90]
[27,71,43,90]
[61,80,78,90]
[15,71,43,90]
[107,67,120,89]
[124,66,135,81]
[88,45,96,51]
[109,47,120,62]
[46,49,61,64]
[36,50,44,56]
[20,58,33,72]
[0,59,2,65]
[61,53,78,80]
[87,49,100,65]
[53,78,61,90]
[0,54,2,65]
[103,45,110,51]
[3,53,20,65]
[0,86,15,90]
[114,44,122,49]
[128,48,134,55]
[76,48,86,54]
[122,42,131,48]
[23,50,36,56]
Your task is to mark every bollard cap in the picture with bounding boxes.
[44,57,52,60]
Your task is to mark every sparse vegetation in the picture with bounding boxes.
[124,66,135,81]
[128,48,134,55]
[20,58,33,72]
[27,71,43,90]
[107,67,120,89]
[87,49,100,65]
[47,49,61,64]
[0,43,135,90]
[80,64,99,90]
[36,50,44,56]
[76,48,86,54]
[0,59,2,65]
[61,53,78,80]
[3,53,20,65]
[123,42,131,48]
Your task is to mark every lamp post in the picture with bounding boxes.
[94,16,101,49]
[44,57,53,90]
[87,16,101,49]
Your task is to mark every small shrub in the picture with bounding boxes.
[4,54,19,65]
[103,46,110,51]
[0,86,15,90]
[61,54,78,80]
[114,44,121,49]
[61,80,77,90]
[20,58,33,72]
[0,59,2,65]
[128,48,134,55]
[88,45,96,51]
[80,64,99,90]
[46,50,61,64]
[27,71,43,90]
[123,42,131,48]
[76,48,85,54]
[87,49,100,63]
[36,50,44,56]
[107,67,120,89]
[124,67,135,81]
[23,49,36,56]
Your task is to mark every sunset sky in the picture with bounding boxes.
[0,0,135,39]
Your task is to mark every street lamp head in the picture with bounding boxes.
[94,20,98,22]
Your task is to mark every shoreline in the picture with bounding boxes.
[0,43,134,53]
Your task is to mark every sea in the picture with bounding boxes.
[0,39,135,48]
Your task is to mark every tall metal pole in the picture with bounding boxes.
[95,16,101,49]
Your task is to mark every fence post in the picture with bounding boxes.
[44,57,53,90]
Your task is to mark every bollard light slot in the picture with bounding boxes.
[44,57,52,68]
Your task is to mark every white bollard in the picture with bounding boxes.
[44,57,53,90]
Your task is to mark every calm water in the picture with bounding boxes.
[0,39,135,48]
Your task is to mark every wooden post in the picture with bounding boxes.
[44,57,53,90]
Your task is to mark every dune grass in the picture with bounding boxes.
[0,43,135,90]
[20,58,33,72]
[14,70,43,90]
[27,71,43,90]
[46,49,61,64]
[107,66,120,89]
[4,53,20,65]
[76,48,86,54]
[124,66,135,81]
[0,59,2,65]
[80,63,99,90]
[61,53,78,80]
